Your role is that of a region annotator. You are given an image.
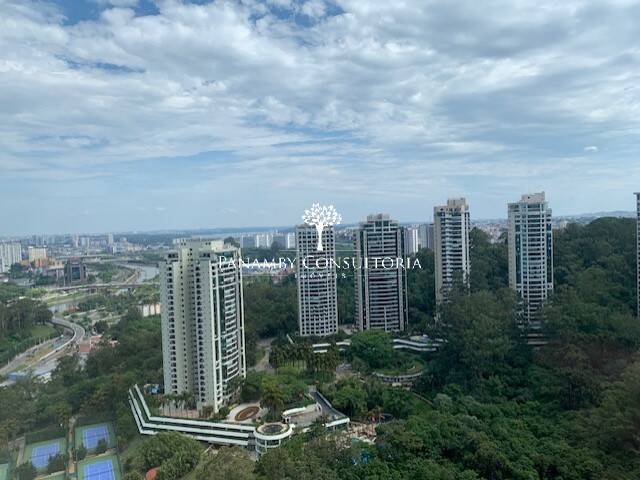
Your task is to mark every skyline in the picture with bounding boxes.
[1,204,637,238]
[3,0,640,235]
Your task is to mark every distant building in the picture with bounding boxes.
[28,246,47,263]
[404,226,420,255]
[139,303,161,317]
[160,239,246,412]
[286,232,296,249]
[295,224,338,337]
[107,233,114,245]
[0,242,22,273]
[240,235,255,248]
[255,233,273,249]
[508,192,553,330]
[418,223,435,250]
[434,198,471,305]
[355,214,408,332]
[64,258,87,285]
[636,193,639,319]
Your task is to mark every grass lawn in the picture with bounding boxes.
[74,423,117,452]
[77,454,122,480]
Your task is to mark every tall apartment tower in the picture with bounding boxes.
[0,242,22,273]
[355,214,408,332]
[508,192,554,330]
[295,225,339,337]
[434,198,471,304]
[418,223,435,250]
[405,226,420,255]
[636,193,640,318]
[160,239,246,412]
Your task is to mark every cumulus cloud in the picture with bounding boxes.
[1,0,639,233]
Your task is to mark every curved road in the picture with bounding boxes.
[0,315,85,381]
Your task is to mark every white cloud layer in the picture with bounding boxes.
[1,0,640,233]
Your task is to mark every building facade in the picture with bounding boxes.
[295,225,338,337]
[27,246,47,263]
[355,214,408,332]
[0,242,22,273]
[508,192,554,330]
[64,258,87,285]
[160,239,246,412]
[404,226,420,256]
[255,233,273,249]
[434,198,471,305]
[418,223,434,250]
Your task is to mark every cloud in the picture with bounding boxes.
[1,0,640,233]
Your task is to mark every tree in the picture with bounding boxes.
[77,444,87,461]
[424,289,523,392]
[261,382,284,417]
[47,453,68,473]
[326,378,367,418]
[350,330,394,370]
[15,462,37,480]
[140,432,203,473]
[95,438,108,454]
[194,447,256,480]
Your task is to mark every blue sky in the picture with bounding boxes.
[1,0,640,235]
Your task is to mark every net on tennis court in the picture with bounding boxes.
[83,425,109,449]
[84,459,115,480]
[31,443,59,469]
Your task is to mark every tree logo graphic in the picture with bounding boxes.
[302,203,342,251]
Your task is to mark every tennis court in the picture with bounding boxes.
[75,423,116,451]
[77,455,121,480]
[23,438,66,471]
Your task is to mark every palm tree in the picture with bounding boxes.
[261,383,284,418]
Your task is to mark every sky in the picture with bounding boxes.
[1,0,640,235]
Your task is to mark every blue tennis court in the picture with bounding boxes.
[83,425,109,449]
[31,443,60,469]
[83,459,115,480]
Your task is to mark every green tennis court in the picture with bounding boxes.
[75,423,116,451]
[77,455,121,480]
[23,438,67,471]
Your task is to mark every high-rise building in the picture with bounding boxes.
[418,223,435,250]
[255,233,274,249]
[295,224,338,337]
[0,242,22,273]
[508,192,553,330]
[636,192,639,318]
[28,246,47,263]
[355,214,408,332]
[240,235,255,248]
[64,258,87,285]
[160,239,246,412]
[107,233,114,245]
[405,226,420,256]
[286,232,296,249]
[434,198,471,304]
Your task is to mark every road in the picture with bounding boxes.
[251,337,274,373]
[0,315,85,383]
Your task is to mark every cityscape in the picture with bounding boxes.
[2,1,640,480]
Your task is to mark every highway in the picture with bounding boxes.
[0,314,85,384]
